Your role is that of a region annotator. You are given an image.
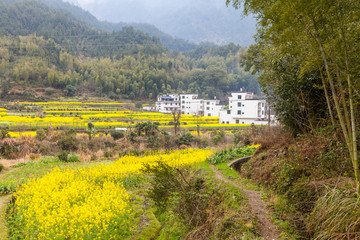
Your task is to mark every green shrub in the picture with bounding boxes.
[58,135,78,151]
[40,156,59,163]
[126,131,137,143]
[135,102,143,109]
[58,150,69,162]
[177,132,194,146]
[206,146,257,164]
[212,135,223,145]
[104,150,112,158]
[67,154,80,162]
[142,161,222,229]
[44,87,55,95]
[146,135,160,150]
[0,129,10,139]
[91,154,97,161]
[0,163,3,172]
[110,131,124,140]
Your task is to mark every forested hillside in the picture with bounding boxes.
[0,0,164,57]
[0,34,258,100]
[0,0,259,101]
[2,0,201,52]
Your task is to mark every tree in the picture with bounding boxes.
[172,110,181,135]
[64,84,77,97]
[226,0,360,195]
[87,122,96,141]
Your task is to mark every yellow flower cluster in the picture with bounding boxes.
[8,131,37,137]
[14,149,213,239]
[15,167,132,239]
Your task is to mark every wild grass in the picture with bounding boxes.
[308,188,360,240]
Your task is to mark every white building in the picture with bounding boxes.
[155,94,180,113]
[203,99,224,117]
[180,94,204,115]
[219,91,271,125]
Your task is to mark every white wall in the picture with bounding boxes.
[155,94,180,113]
[204,99,223,117]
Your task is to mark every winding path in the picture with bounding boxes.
[211,165,279,240]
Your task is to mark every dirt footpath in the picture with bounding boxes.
[211,165,279,240]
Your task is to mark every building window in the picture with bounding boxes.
[182,111,185,114]
[236,120,239,124]
[207,102,210,105]
[208,113,211,116]
[262,111,264,115]
[238,95,242,99]
[227,110,231,114]
[182,96,185,99]
[238,110,241,115]
[182,106,185,109]
[206,107,210,110]
[237,102,241,107]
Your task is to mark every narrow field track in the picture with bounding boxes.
[0,195,12,239]
[211,165,279,240]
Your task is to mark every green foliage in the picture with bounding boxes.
[110,131,124,140]
[57,150,69,162]
[67,153,80,162]
[0,140,19,159]
[146,135,160,150]
[212,135,224,145]
[126,131,137,143]
[57,134,78,151]
[134,122,159,136]
[0,163,3,172]
[0,10,260,100]
[206,146,257,164]
[0,129,10,139]
[177,132,194,146]
[142,161,179,212]
[63,85,77,97]
[135,102,143,109]
[142,161,221,229]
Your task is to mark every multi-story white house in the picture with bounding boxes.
[155,94,180,113]
[203,99,224,117]
[180,94,204,115]
[154,91,274,124]
[219,91,270,124]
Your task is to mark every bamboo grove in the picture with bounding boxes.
[227,0,360,194]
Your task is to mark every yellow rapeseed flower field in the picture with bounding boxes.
[14,149,213,239]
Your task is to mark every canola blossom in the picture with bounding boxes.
[0,101,253,133]
[14,149,213,239]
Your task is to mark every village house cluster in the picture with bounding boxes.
[144,90,276,125]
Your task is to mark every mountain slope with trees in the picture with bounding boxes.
[2,0,201,52]
[0,0,164,57]
[0,0,259,101]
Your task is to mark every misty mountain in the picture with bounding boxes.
[64,0,256,46]
[29,0,205,51]
[0,0,164,57]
